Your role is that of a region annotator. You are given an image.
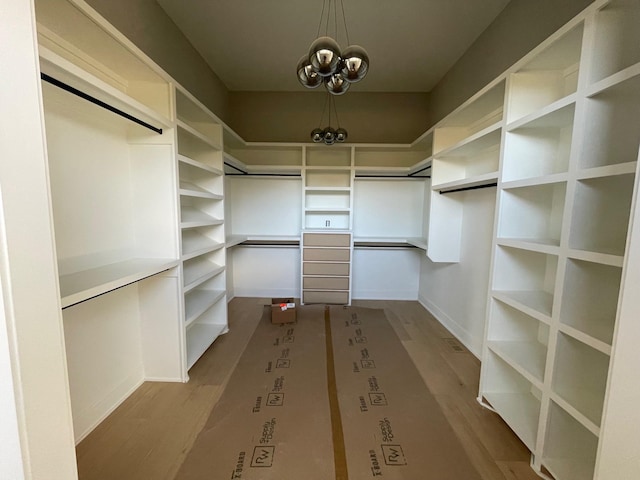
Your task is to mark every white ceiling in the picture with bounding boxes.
[156,0,510,93]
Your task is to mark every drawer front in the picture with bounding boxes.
[303,232,351,247]
[303,262,350,276]
[303,248,350,262]
[303,290,349,305]
[303,276,350,290]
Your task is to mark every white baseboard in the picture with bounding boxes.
[352,289,418,301]
[73,372,145,444]
[418,294,481,359]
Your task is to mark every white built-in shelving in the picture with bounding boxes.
[35,0,184,444]
[479,1,640,478]
[175,87,228,370]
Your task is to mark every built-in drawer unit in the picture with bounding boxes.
[301,230,352,305]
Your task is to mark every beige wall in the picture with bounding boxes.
[85,0,231,122]
[84,0,593,143]
[228,92,430,144]
[429,0,593,126]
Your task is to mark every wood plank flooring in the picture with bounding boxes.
[75,297,540,480]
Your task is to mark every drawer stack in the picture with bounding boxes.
[301,231,352,304]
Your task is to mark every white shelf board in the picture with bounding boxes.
[178,154,223,176]
[558,323,612,356]
[352,236,428,250]
[549,392,601,437]
[304,166,351,171]
[576,161,637,180]
[226,234,301,247]
[182,231,224,260]
[177,120,222,150]
[59,258,178,308]
[492,290,553,323]
[483,391,540,451]
[566,248,624,268]
[245,165,302,175]
[354,166,412,176]
[305,207,351,213]
[432,171,499,192]
[39,47,172,130]
[180,207,223,229]
[506,94,577,131]
[305,186,351,192]
[488,340,547,385]
[183,262,225,293]
[497,238,560,255]
[586,61,640,98]
[179,181,223,200]
[186,322,227,370]
[435,123,502,158]
[501,172,569,190]
[184,288,226,327]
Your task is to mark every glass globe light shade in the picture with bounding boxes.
[297,55,323,89]
[309,36,342,77]
[310,128,324,143]
[335,128,348,142]
[325,73,350,95]
[340,45,369,83]
[323,126,336,145]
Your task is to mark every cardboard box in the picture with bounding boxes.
[271,298,296,324]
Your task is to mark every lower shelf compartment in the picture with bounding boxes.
[186,322,227,370]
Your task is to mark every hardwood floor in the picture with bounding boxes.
[75,297,540,480]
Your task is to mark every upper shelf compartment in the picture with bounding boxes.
[35,0,171,121]
[506,24,584,124]
[433,80,505,154]
[587,0,640,86]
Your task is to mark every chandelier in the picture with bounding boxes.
[311,93,347,145]
[296,0,369,96]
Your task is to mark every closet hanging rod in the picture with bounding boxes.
[224,161,248,174]
[439,182,497,195]
[41,73,163,134]
[355,174,430,179]
[408,164,432,176]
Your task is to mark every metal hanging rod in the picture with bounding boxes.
[226,173,302,177]
[40,73,163,135]
[439,182,497,195]
[408,164,432,177]
[224,161,248,174]
[355,174,430,179]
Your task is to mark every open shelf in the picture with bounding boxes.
[542,401,598,480]
[306,146,351,167]
[587,0,640,85]
[177,127,222,170]
[59,258,177,308]
[185,286,226,327]
[181,229,224,260]
[432,172,498,193]
[178,154,223,176]
[482,351,541,451]
[569,173,635,257]
[560,258,622,346]
[506,24,583,123]
[305,191,350,209]
[580,73,640,169]
[498,181,566,246]
[503,103,574,182]
[305,169,351,187]
[433,80,505,153]
[182,252,225,293]
[180,206,222,228]
[487,298,549,384]
[35,0,171,119]
[492,246,558,318]
[176,88,221,142]
[186,320,227,370]
[552,333,610,427]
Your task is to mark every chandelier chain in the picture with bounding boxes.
[339,0,351,46]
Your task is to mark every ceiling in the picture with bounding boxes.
[156,0,511,93]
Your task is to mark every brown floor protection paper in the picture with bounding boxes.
[176,305,482,480]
